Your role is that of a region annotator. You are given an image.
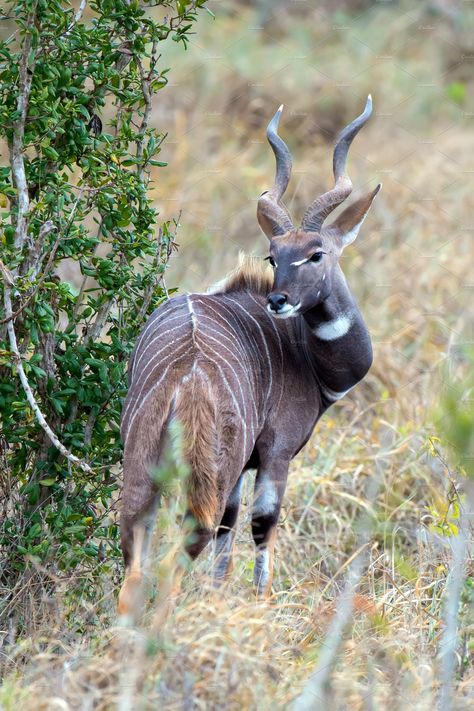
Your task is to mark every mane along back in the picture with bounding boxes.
[208,253,273,296]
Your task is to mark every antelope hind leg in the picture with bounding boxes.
[152,522,215,629]
[213,474,243,586]
[251,462,288,598]
[118,523,148,620]
[253,528,277,599]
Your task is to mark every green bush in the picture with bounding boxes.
[0,0,207,629]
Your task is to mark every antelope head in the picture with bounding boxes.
[258,96,381,318]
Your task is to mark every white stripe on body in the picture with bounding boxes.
[248,293,285,412]
[212,297,263,398]
[131,319,190,384]
[195,330,258,438]
[131,305,187,380]
[248,292,283,364]
[130,303,172,370]
[202,295,263,355]
[187,294,198,335]
[193,312,253,372]
[188,343,248,469]
[123,345,194,441]
[122,332,190,428]
[193,335,250,461]
[224,295,274,406]
[195,298,259,371]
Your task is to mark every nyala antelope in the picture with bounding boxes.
[118,96,380,615]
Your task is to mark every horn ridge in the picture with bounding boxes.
[300,95,373,233]
[333,94,372,181]
[257,104,295,239]
[266,105,292,203]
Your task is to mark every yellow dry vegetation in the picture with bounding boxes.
[1,1,473,709]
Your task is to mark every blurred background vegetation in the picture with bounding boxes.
[1,0,473,708]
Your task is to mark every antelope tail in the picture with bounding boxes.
[175,368,219,530]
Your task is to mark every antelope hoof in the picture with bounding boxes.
[255,580,273,600]
[254,570,274,599]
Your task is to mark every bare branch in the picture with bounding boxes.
[2,284,93,474]
[84,297,114,344]
[0,245,57,326]
[0,259,15,288]
[10,4,37,256]
[73,0,87,25]
[63,0,87,36]
[21,220,56,280]
[0,194,86,325]
[136,48,155,184]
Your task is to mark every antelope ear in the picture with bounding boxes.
[324,183,381,248]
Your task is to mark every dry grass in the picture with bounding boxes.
[1,1,474,708]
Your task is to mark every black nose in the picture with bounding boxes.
[268,293,288,312]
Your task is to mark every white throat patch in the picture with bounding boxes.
[314,313,352,341]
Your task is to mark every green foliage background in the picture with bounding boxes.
[0,0,206,626]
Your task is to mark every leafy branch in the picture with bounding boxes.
[0,0,207,622]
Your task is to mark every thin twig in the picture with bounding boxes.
[22,220,57,281]
[135,42,159,187]
[293,442,390,710]
[83,296,114,344]
[0,223,57,325]
[135,217,180,324]
[294,544,371,708]
[437,481,474,710]
[2,181,86,326]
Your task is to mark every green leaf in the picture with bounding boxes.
[43,146,60,161]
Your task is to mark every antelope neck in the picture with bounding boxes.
[302,267,355,339]
[282,266,369,399]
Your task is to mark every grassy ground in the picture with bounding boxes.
[1,1,474,708]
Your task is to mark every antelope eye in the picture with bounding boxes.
[310,252,324,263]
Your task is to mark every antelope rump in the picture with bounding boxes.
[118,95,381,616]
